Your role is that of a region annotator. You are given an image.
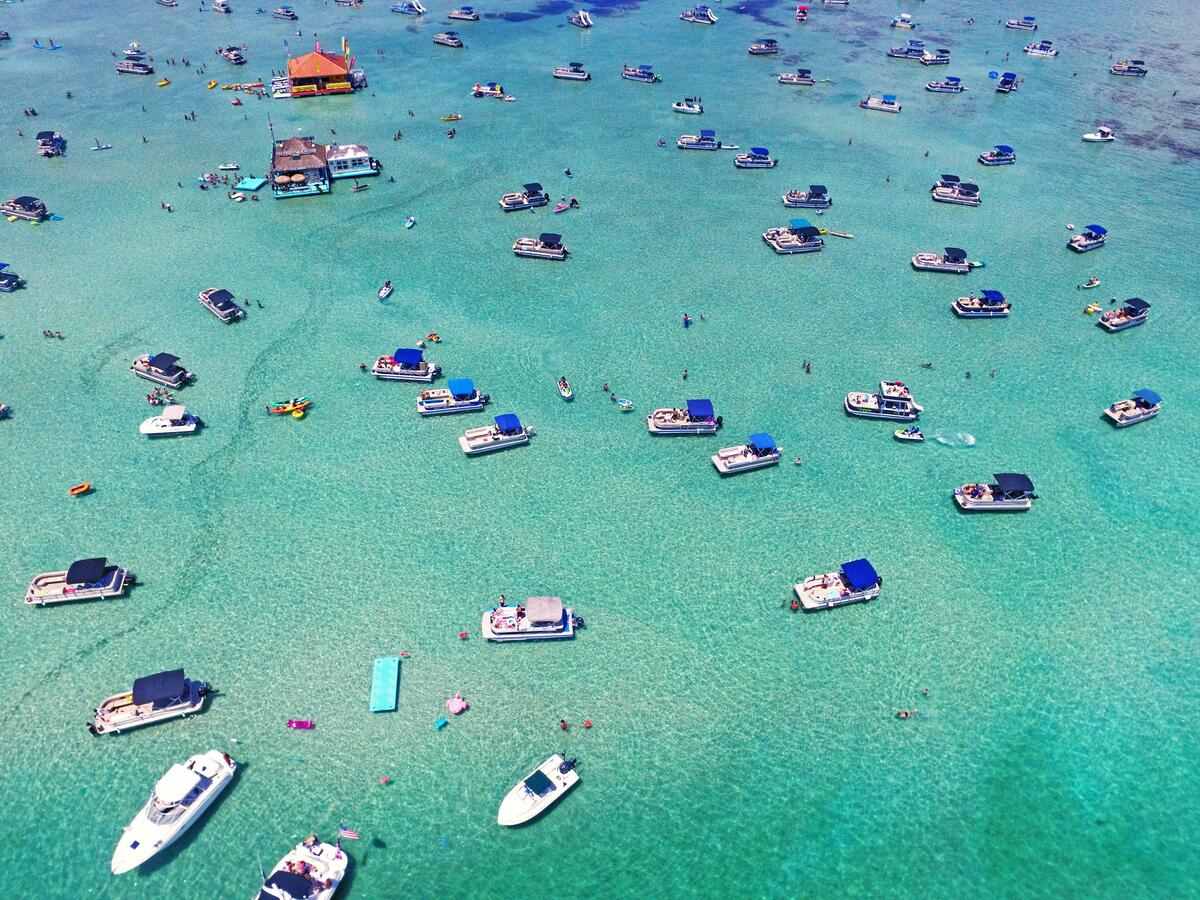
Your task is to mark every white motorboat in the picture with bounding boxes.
[955,473,1037,511]
[891,13,916,29]
[1110,59,1148,77]
[140,404,203,436]
[646,398,722,434]
[1098,298,1150,332]
[213,0,232,11]
[448,6,480,20]
[156,0,177,6]
[748,39,779,55]
[711,433,781,474]
[621,64,661,83]
[567,9,593,28]
[371,348,441,382]
[1104,389,1161,427]
[794,558,881,611]
[1067,224,1107,252]
[434,31,464,47]
[1025,40,1058,57]
[926,76,965,93]
[680,4,718,24]
[553,62,591,81]
[978,144,1016,165]
[256,837,348,900]
[417,378,490,415]
[458,414,534,455]
[25,557,134,606]
[911,247,978,273]
[132,352,194,388]
[734,147,776,168]
[199,287,245,322]
[677,129,722,150]
[920,48,951,66]
[482,596,579,641]
[672,98,704,113]
[860,94,901,113]
[272,5,299,19]
[930,174,981,206]
[377,281,393,300]
[952,290,1010,317]
[513,232,568,259]
[497,755,580,826]
[763,219,824,254]
[844,380,923,420]
[111,750,237,874]
[218,163,240,172]
[1006,16,1037,30]
[1082,126,1114,142]
[778,68,815,85]
[499,182,548,210]
[89,668,211,736]
[782,185,831,208]
[125,42,147,57]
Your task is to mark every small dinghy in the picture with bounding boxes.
[287,719,315,730]
[405,216,416,228]
[557,377,573,400]
[1078,277,1101,289]
[893,426,924,443]
[378,281,393,300]
[617,398,634,411]
[553,203,569,213]
[91,141,113,151]
[218,163,239,171]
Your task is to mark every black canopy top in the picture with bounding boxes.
[131,669,187,706]
[66,557,108,584]
[524,769,556,796]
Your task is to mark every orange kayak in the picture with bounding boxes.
[68,482,92,497]
[268,397,312,415]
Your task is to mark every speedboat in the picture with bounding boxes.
[911,247,977,273]
[646,398,722,435]
[778,68,815,85]
[417,378,490,415]
[217,163,240,171]
[996,72,1019,93]
[1110,59,1148,77]
[434,32,464,47]
[782,185,831,208]
[124,42,146,57]
[1,195,49,221]
[926,76,965,93]
[90,669,211,735]
[680,5,718,24]
[498,756,580,826]
[920,48,951,66]
[893,426,924,442]
[978,144,1016,165]
[111,750,237,874]
[132,353,194,388]
[25,557,134,606]
[372,348,441,382]
[887,40,925,60]
[219,47,246,64]
[763,219,824,254]
[499,182,549,211]
[459,413,534,455]
[377,281,393,300]
[860,94,901,113]
[256,837,347,900]
[712,433,782,474]
[621,64,661,83]
[199,287,245,322]
[116,59,154,74]
[1104,389,1161,427]
[930,174,981,206]
[554,62,591,81]
[952,290,1010,317]
[513,233,568,259]
[568,9,593,27]
[389,0,425,14]
[794,559,881,611]
[1098,298,1150,332]
[1006,16,1037,30]
[748,39,779,55]
[36,131,66,157]
[213,0,232,11]
[1025,40,1058,57]
[449,6,480,20]
[677,129,722,150]
[0,264,24,292]
[483,596,579,641]
[955,473,1037,511]
[1082,126,1114,142]
[734,147,776,168]
[272,5,298,19]
[1067,224,1106,253]
[891,13,916,29]
[844,380,922,420]
[672,98,704,113]
[140,404,203,436]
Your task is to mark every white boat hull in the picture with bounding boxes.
[458,427,532,455]
[794,573,880,611]
[498,755,579,825]
[481,608,575,641]
[711,446,782,474]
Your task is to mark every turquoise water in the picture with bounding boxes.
[1,0,1198,896]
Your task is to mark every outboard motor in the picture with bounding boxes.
[559,757,578,775]
[571,615,585,629]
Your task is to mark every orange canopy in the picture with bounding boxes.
[287,50,349,79]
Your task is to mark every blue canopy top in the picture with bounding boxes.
[1083,224,1107,235]
[994,473,1034,494]
[1125,297,1150,312]
[494,413,522,434]
[882,94,897,103]
[131,669,187,706]
[1001,72,1017,79]
[796,68,811,75]
[392,348,424,365]
[66,557,108,584]
[148,352,180,373]
[789,217,813,229]
[687,398,714,419]
[1022,15,1036,22]
[909,40,924,47]
[522,182,543,193]
[638,65,653,71]
[940,173,961,184]
[749,433,776,451]
[841,558,879,592]
[447,378,475,399]
[700,129,716,138]
[1132,388,1161,405]
[980,289,1005,302]
[264,871,312,899]
[750,147,770,156]
[944,247,967,262]
[945,76,961,83]
[995,145,1014,153]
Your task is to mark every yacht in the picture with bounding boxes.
[272,5,299,19]
[646,398,722,435]
[390,1,426,14]
[219,46,246,65]
[680,5,718,24]
[25,557,134,606]
[417,378,490,415]
[459,414,534,455]
[952,290,1010,317]
[499,182,549,211]
[567,9,593,28]
[198,287,245,322]
[434,31,464,47]
[1006,16,1037,30]
[887,40,925,60]
[483,596,578,642]
[782,184,831,208]
[621,64,661,83]
[954,473,1037,511]
[734,147,776,168]
[763,219,824,254]
[132,353,194,388]
[748,39,780,55]
[0,264,24,292]
[891,13,916,29]
[326,143,381,179]
[116,59,154,74]
[672,97,704,113]
[140,404,203,436]
[1,195,49,221]
[860,94,901,113]
[930,175,981,206]
[1098,298,1150,332]
[90,669,211,735]
[498,755,580,826]
[1067,224,1107,252]
[911,247,977,273]
[1104,389,1161,427]
[920,48,951,66]
[712,434,782,475]
[513,233,568,259]
[372,348,441,382]
[926,76,965,93]
[677,129,722,150]
[996,72,1019,93]
[1025,40,1058,57]
[111,750,237,874]
[978,144,1016,165]
[213,0,232,11]
[778,68,815,85]
[256,837,347,900]
[794,559,881,611]
[1110,59,1148,77]
[1082,126,1115,142]
[449,6,480,20]
[844,380,923,420]
[554,62,591,81]
[36,131,66,157]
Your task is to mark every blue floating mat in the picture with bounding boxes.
[434,716,448,730]
[369,656,400,712]
[235,177,267,191]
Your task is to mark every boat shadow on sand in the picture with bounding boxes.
[136,761,246,877]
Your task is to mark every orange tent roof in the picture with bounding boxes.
[287,50,349,79]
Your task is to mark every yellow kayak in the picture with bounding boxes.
[157,79,170,87]
[208,80,218,89]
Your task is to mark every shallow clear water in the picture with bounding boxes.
[1,0,1198,897]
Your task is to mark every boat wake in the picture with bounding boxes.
[932,429,976,448]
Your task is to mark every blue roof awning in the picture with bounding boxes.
[882,94,896,103]
[994,473,1034,494]
[980,290,1005,302]
[789,217,813,229]
[131,669,187,706]
[66,558,108,584]
[944,247,967,262]
[638,65,653,71]
[700,129,716,138]
[750,147,769,156]
[540,233,562,245]
[494,413,522,434]
[946,76,961,83]
[749,433,776,451]
[1132,389,1161,405]
[393,348,424,365]
[148,352,180,373]
[995,145,1014,153]
[687,398,714,419]
[841,558,879,592]
[1125,298,1150,312]
[1084,224,1107,235]
[447,378,475,399]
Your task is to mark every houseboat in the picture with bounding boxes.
[500,183,549,210]
[372,348,441,382]
[390,0,426,13]
[483,596,578,642]
[568,9,593,27]
[861,94,901,112]
[680,5,718,24]
[954,473,1037,511]
[513,233,568,259]
[926,76,965,93]
[978,144,1016,165]
[952,289,1010,317]
[434,31,464,47]
[887,40,925,60]
[1025,40,1058,57]
[920,48,951,66]
[90,669,211,735]
[778,68,816,85]
[554,62,591,81]
[198,287,245,322]
[131,353,194,388]
[844,380,922,420]
[272,5,298,19]
[763,219,824,254]
[794,558,881,611]
[0,264,23,292]
[1067,224,1106,252]
[256,837,347,900]
[734,147,777,168]
[677,129,722,150]
[1110,59,1148,77]
[459,414,534,455]
[891,13,916,29]
[672,98,704,113]
[931,175,981,206]
[1104,389,1161,427]
[1006,16,1037,30]
[219,46,246,65]
[140,404,203,437]
[115,60,153,76]
[782,185,831,208]
[25,557,134,606]
[270,136,330,197]
[748,39,779,55]
[1098,298,1149,332]
[417,378,490,415]
[36,131,66,157]
[622,64,661,83]
[712,433,782,475]
[996,72,1019,93]
[646,398,722,435]
[911,247,977,273]
[326,143,381,178]
[449,6,480,20]
[498,756,580,826]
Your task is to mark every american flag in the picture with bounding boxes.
[338,825,360,841]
